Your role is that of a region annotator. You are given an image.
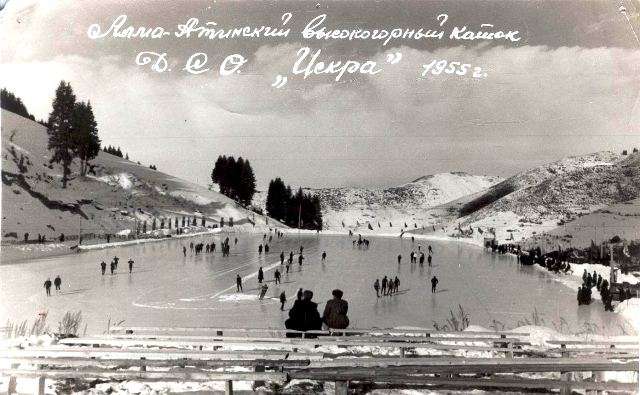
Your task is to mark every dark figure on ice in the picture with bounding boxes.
[297,288,303,301]
[259,283,269,300]
[54,275,62,292]
[258,267,264,283]
[113,256,119,269]
[265,244,270,254]
[393,276,400,294]
[183,246,186,256]
[190,242,194,252]
[100,261,106,275]
[236,274,243,292]
[397,255,402,264]
[431,276,439,293]
[289,251,294,264]
[323,289,349,330]
[128,259,134,273]
[44,278,52,296]
[274,269,281,285]
[428,245,433,254]
[280,251,285,265]
[381,276,388,296]
[300,246,304,254]
[322,251,327,261]
[285,290,322,337]
[258,244,263,255]
[374,279,380,297]
[234,237,238,245]
[298,254,305,266]
[428,254,432,266]
[419,253,425,265]
[280,291,287,310]
[110,262,115,275]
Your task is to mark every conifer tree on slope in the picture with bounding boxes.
[72,101,101,176]
[47,81,77,188]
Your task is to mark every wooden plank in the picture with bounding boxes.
[546,340,639,346]
[0,368,288,382]
[58,337,524,352]
[291,360,639,375]
[102,333,528,345]
[2,357,310,368]
[306,357,640,369]
[110,326,530,337]
[330,376,639,391]
[0,348,325,361]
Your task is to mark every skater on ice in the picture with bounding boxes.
[128,258,134,273]
[54,275,62,293]
[44,278,52,296]
[259,283,269,300]
[279,291,287,310]
[236,274,243,292]
[431,276,439,293]
[258,267,264,283]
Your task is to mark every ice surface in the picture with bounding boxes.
[0,234,634,335]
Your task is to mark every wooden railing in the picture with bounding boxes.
[2,327,637,395]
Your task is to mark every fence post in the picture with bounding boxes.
[335,380,349,395]
[225,380,234,395]
[7,363,19,394]
[253,364,265,390]
[559,344,573,395]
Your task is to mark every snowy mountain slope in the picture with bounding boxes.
[1,109,278,245]
[446,151,640,245]
[295,173,503,231]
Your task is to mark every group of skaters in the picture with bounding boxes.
[43,275,62,296]
[351,233,370,248]
[99,256,134,275]
[284,288,350,336]
[373,276,401,296]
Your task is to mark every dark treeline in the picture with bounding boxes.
[266,177,323,230]
[103,145,124,158]
[211,155,256,206]
[1,88,36,121]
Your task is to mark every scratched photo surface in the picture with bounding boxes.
[1,0,639,355]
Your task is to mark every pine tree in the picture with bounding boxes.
[182,216,185,227]
[229,217,234,226]
[1,88,35,120]
[175,217,179,228]
[152,218,157,231]
[47,81,77,188]
[143,221,147,233]
[238,159,256,206]
[201,217,205,227]
[72,101,101,176]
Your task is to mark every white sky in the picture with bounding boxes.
[1,0,639,188]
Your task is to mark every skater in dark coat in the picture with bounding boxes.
[279,291,287,310]
[322,251,327,261]
[374,279,380,297]
[110,262,115,275]
[236,274,243,292]
[280,251,285,265]
[100,261,106,275]
[128,258,134,273]
[258,267,264,283]
[285,290,322,337]
[259,283,269,300]
[258,244,263,255]
[54,275,62,292]
[397,255,402,264]
[44,278,52,296]
[428,254,432,266]
[298,254,305,266]
[274,269,281,285]
[381,276,388,296]
[431,276,438,293]
[393,276,400,293]
[322,289,349,329]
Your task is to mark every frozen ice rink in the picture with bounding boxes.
[0,233,629,334]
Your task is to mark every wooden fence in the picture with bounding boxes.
[1,326,637,395]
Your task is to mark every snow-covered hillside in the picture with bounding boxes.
[1,110,279,249]
[443,151,640,246]
[254,173,502,233]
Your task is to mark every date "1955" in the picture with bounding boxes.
[421,60,488,78]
